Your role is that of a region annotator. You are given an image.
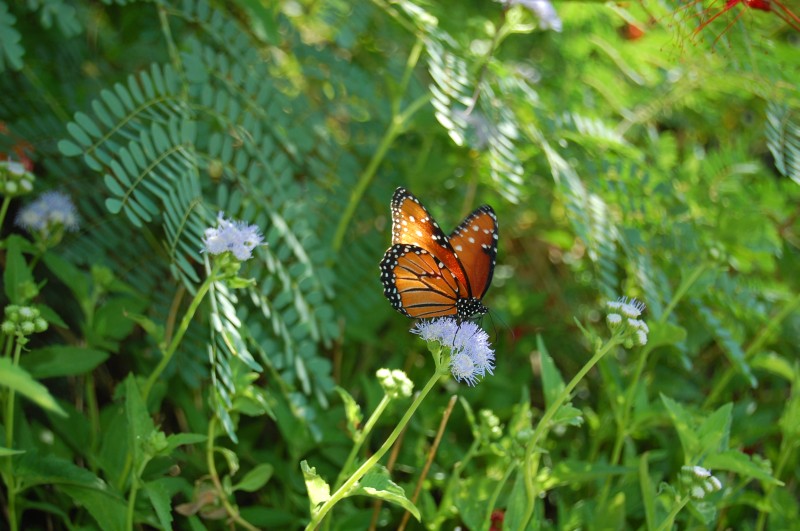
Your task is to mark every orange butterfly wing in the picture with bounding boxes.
[390,188,470,295]
[447,206,498,299]
[380,188,498,319]
[379,244,461,318]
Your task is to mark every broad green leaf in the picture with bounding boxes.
[233,463,274,492]
[15,451,110,490]
[300,460,330,513]
[696,403,732,456]
[164,433,207,455]
[124,375,155,471]
[347,466,420,522]
[779,372,800,440]
[639,453,657,531]
[41,252,89,302]
[334,386,363,437]
[661,394,698,459]
[21,346,109,379]
[0,358,66,416]
[61,485,126,531]
[0,3,24,71]
[541,459,629,490]
[647,321,687,349]
[144,478,174,531]
[751,352,795,383]
[216,446,240,476]
[3,235,36,303]
[537,335,564,408]
[551,404,584,428]
[704,450,782,485]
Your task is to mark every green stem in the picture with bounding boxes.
[305,369,445,530]
[330,36,428,254]
[141,263,220,401]
[517,337,621,531]
[0,196,11,230]
[610,263,708,465]
[481,461,517,531]
[333,395,392,490]
[430,439,479,530]
[5,340,22,448]
[654,495,690,531]
[125,469,141,531]
[704,291,800,408]
[207,418,259,531]
[85,372,100,471]
[2,338,23,531]
[755,435,798,531]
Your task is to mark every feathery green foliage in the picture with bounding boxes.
[1,0,799,528]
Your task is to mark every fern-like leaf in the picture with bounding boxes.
[766,102,800,184]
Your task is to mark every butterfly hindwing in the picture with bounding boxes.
[379,244,460,318]
[448,205,498,299]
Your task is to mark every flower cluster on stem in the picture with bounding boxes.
[606,297,649,348]
[14,191,79,248]
[0,160,35,197]
[412,318,495,386]
[680,465,723,500]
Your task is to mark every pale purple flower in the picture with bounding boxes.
[202,213,263,261]
[412,317,496,386]
[15,191,79,235]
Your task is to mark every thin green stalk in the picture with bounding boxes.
[517,337,622,531]
[2,338,23,531]
[611,263,708,464]
[755,435,798,531]
[333,395,392,490]
[481,462,517,531]
[704,291,800,408]
[0,196,11,230]
[430,438,479,529]
[305,367,446,530]
[207,418,258,531]
[141,262,220,401]
[330,35,427,254]
[654,495,690,531]
[5,340,23,448]
[125,464,144,531]
[85,372,100,471]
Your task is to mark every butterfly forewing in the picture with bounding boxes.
[390,188,470,294]
[448,206,498,299]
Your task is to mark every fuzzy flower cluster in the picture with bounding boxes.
[15,191,79,239]
[606,297,649,348]
[0,160,35,197]
[504,0,562,32]
[202,213,264,261]
[2,305,48,339]
[412,318,495,386]
[376,368,414,399]
[680,465,723,500]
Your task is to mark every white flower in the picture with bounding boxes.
[202,212,264,261]
[413,317,496,386]
[508,0,563,32]
[15,191,79,235]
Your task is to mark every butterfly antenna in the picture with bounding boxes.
[486,311,513,346]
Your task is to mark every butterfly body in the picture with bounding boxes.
[379,188,498,320]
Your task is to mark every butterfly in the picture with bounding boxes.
[379,187,498,320]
